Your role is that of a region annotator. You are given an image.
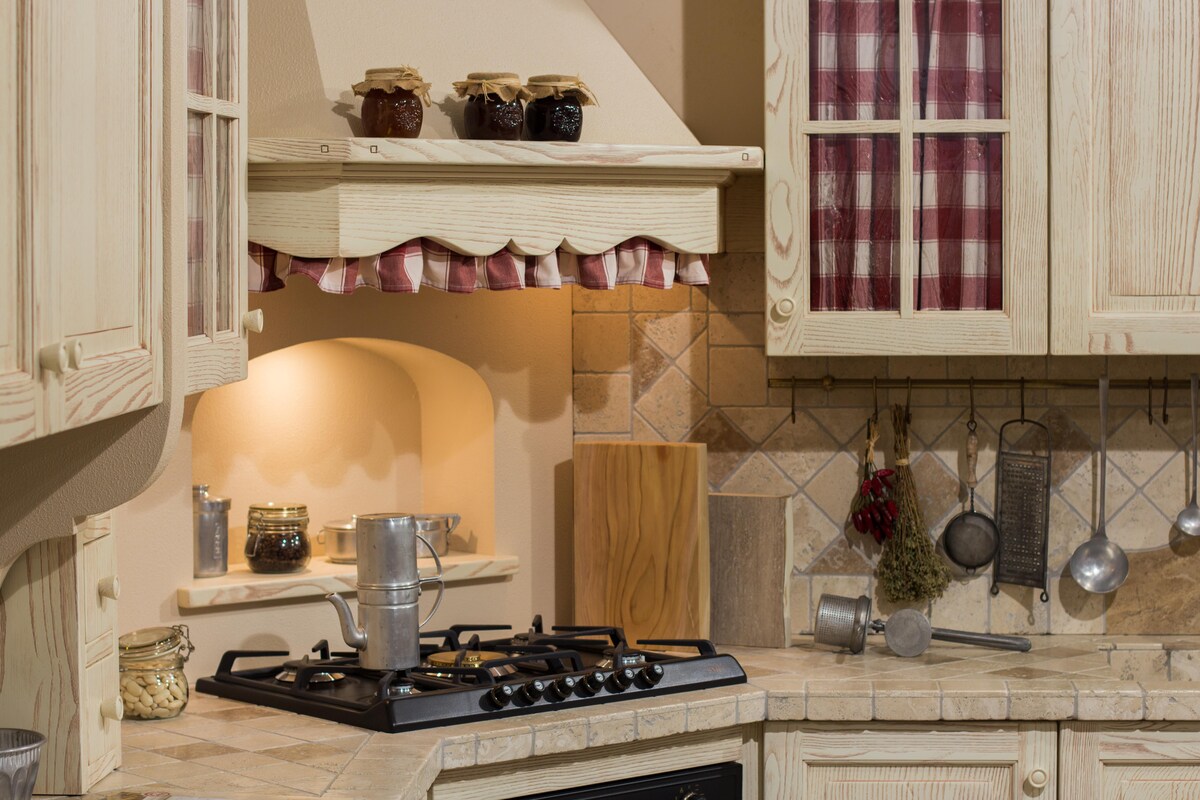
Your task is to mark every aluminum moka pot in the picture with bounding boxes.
[325,513,445,671]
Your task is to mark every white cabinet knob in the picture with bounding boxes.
[1027,768,1049,790]
[66,339,85,369]
[39,343,70,374]
[98,575,121,601]
[773,297,797,319]
[242,309,265,334]
[100,698,124,722]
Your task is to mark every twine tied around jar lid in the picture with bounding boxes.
[452,72,532,103]
[525,74,598,106]
[352,66,432,107]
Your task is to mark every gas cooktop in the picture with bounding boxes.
[195,616,746,733]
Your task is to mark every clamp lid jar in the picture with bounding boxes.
[118,625,194,720]
[246,502,311,574]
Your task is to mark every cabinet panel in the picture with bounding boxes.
[809,764,1009,799]
[1061,722,1200,800]
[1051,0,1200,353]
[82,534,118,646]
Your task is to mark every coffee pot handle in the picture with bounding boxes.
[415,533,445,628]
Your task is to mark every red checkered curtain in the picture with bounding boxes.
[914,0,1003,310]
[809,0,900,311]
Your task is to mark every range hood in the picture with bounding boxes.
[245,0,763,292]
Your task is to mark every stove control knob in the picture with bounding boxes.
[548,676,578,701]
[639,664,665,686]
[607,667,636,691]
[519,679,546,703]
[582,670,609,694]
[486,684,515,709]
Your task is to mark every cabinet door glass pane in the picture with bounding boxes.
[811,135,901,311]
[913,0,1002,119]
[215,117,233,332]
[810,0,900,120]
[187,113,209,337]
[214,0,233,100]
[914,134,1002,310]
[187,0,210,95]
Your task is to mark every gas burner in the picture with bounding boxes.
[274,656,345,684]
[385,682,416,698]
[597,649,646,670]
[424,650,517,678]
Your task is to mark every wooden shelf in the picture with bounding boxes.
[176,550,519,609]
[248,138,764,258]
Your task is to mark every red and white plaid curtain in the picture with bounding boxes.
[810,0,1002,312]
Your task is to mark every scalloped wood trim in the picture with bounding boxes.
[248,138,763,258]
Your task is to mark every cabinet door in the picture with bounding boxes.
[0,0,38,447]
[763,722,1056,800]
[184,0,249,394]
[765,0,1048,355]
[1051,1,1200,354]
[1061,722,1200,800]
[28,0,163,433]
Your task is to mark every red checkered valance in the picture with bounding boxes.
[248,238,709,294]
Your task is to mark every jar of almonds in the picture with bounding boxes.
[118,625,194,720]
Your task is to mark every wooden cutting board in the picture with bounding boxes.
[709,493,794,648]
[573,441,709,643]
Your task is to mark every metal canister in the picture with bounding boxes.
[193,492,230,578]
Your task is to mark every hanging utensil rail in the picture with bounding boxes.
[767,376,1197,392]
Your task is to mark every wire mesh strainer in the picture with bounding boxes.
[813,593,873,654]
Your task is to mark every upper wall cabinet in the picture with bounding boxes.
[1051,0,1200,354]
[0,0,164,449]
[185,0,250,395]
[765,0,1048,355]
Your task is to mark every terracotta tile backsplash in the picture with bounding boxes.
[573,254,1200,635]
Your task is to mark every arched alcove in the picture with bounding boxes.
[192,337,496,560]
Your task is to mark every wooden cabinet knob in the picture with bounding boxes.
[1027,768,1049,790]
[242,309,265,334]
[67,338,85,370]
[100,697,124,722]
[38,342,70,374]
[98,575,121,601]
[773,297,797,319]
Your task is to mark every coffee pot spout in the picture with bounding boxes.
[325,592,367,650]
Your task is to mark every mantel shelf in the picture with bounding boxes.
[176,550,519,609]
[248,138,764,258]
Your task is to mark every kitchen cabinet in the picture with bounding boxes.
[185,0,252,394]
[762,722,1056,799]
[765,0,1048,356]
[0,0,164,449]
[1060,722,1200,800]
[1051,0,1200,354]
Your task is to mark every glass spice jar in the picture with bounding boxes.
[352,66,431,138]
[245,502,311,574]
[118,625,194,720]
[524,75,598,142]
[452,72,532,140]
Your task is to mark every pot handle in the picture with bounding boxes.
[415,533,445,628]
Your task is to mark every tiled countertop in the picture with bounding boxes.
[57,635,1200,800]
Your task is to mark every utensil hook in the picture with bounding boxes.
[872,377,879,423]
[905,377,913,424]
[1019,377,1026,421]
[790,377,797,425]
[1163,375,1170,424]
[967,377,977,433]
[1148,377,1155,425]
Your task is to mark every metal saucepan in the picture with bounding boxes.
[320,517,358,563]
[413,513,460,556]
[814,593,1031,657]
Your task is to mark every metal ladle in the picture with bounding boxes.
[1175,373,1200,537]
[1069,376,1130,593]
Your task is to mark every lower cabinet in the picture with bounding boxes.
[762,722,1056,800]
[1060,722,1200,800]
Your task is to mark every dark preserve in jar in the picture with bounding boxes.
[452,72,532,141]
[352,67,431,138]
[524,75,597,142]
[245,502,311,574]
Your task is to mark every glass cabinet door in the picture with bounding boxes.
[766,0,1047,355]
[185,0,249,393]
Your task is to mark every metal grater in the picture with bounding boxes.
[990,419,1052,602]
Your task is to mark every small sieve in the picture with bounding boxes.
[813,593,873,654]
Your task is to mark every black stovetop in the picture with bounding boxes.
[195,616,746,733]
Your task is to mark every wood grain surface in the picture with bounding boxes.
[709,493,793,648]
[573,442,710,642]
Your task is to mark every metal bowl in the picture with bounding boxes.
[0,729,46,800]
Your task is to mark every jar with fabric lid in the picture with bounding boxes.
[118,625,194,720]
[245,502,311,574]
[524,75,597,142]
[452,72,532,140]
[353,66,431,138]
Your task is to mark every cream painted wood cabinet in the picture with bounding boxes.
[0,0,164,449]
[1050,0,1200,354]
[765,0,1049,356]
[763,722,1057,799]
[1060,722,1200,800]
[184,0,252,394]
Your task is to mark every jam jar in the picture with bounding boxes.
[452,72,531,140]
[118,625,194,720]
[524,75,597,142]
[352,67,431,138]
[245,502,311,574]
